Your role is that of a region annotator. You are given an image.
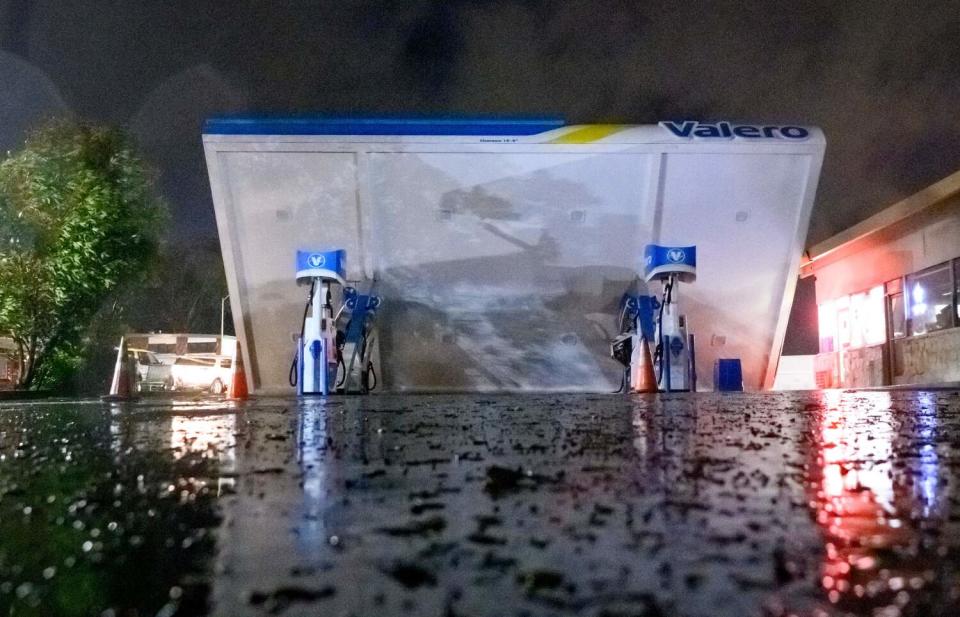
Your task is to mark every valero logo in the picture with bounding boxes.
[666,248,686,263]
[670,336,684,357]
[660,121,810,140]
[308,254,326,268]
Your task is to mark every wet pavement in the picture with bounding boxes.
[1,391,959,616]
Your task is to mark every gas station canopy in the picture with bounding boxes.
[202,117,825,393]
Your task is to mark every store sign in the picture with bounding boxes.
[660,121,810,140]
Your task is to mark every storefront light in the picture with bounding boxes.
[818,300,837,352]
[864,286,885,346]
[910,283,927,317]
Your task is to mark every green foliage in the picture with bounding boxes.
[125,240,230,334]
[0,120,166,390]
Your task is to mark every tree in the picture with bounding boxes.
[124,239,231,335]
[0,120,165,390]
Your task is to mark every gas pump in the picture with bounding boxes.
[339,286,382,393]
[644,244,697,392]
[610,292,657,391]
[290,249,382,395]
[293,249,345,396]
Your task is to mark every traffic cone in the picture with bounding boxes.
[102,336,138,402]
[632,336,659,393]
[227,341,249,400]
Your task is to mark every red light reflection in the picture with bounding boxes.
[808,391,937,612]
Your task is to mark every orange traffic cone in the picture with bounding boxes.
[632,336,659,394]
[227,342,249,400]
[102,336,139,402]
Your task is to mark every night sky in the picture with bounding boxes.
[2,1,960,247]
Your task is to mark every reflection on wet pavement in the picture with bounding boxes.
[0,399,234,616]
[1,391,959,616]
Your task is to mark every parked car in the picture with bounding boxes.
[127,348,174,392]
[171,354,233,394]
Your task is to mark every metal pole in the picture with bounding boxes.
[220,295,230,341]
[688,333,697,392]
[663,334,672,392]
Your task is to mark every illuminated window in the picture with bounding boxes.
[861,286,886,346]
[818,300,837,352]
[820,287,886,352]
[906,264,954,335]
[835,296,851,349]
[848,293,865,348]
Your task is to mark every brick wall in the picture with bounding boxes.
[842,344,886,388]
[811,329,960,389]
[814,352,839,388]
[892,328,960,385]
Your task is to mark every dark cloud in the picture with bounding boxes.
[129,64,247,239]
[402,4,464,93]
[0,49,69,152]
[1,0,959,245]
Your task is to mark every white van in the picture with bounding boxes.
[171,354,233,394]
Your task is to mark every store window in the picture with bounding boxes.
[835,296,851,349]
[906,263,954,335]
[859,286,886,346]
[955,259,960,322]
[818,300,837,352]
[888,293,906,339]
[818,286,886,352]
[885,278,906,341]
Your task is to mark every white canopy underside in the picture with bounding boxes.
[203,127,825,393]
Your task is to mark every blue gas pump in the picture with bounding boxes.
[293,249,346,396]
[610,292,659,390]
[290,249,382,395]
[340,286,382,392]
[644,244,697,392]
